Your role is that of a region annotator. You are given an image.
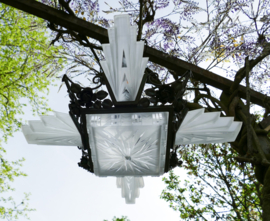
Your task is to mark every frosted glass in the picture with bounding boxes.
[116,176,144,204]
[22,112,82,146]
[87,111,168,204]
[21,109,242,203]
[86,112,169,177]
[175,108,242,145]
[100,14,149,101]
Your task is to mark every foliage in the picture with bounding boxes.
[0,3,66,220]
[0,145,34,220]
[103,0,270,86]
[161,144,262,220]
[0,3,66,141]
[104,216,130,221]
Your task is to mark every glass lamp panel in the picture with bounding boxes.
[22,112,82,146]
[175,108,242,145]
[86,112,169,177]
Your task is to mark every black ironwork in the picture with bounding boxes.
[62,69,191,174]
[144,70,190,132]
[169,151,183,170]
[77,146,93,172]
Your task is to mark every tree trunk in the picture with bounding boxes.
[263,167,270,220]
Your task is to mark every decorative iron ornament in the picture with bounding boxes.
[63,75,111,114]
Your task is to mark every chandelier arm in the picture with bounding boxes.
[83,36,102,67]
[79,113,94,172]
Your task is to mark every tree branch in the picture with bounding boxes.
[194,94,229,115]
[137,0,143,41]
[58,0,75,16]
[230,42,270,94]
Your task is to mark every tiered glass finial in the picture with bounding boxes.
[100,14,149,101]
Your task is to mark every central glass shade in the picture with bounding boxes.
[86,112,169,177]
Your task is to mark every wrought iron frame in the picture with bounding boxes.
[62,70,191,174]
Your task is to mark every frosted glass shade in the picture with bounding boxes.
[22,112,82,146]
[86,112,169,177]
[100,14,149,101]
[175,108,242,145]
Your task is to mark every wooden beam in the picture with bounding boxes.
[145,47,268,107]
[0,0,108,43]
[1,0,268,107]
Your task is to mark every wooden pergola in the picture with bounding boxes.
[1,0,269,107]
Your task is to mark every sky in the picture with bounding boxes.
[4,82,183,221]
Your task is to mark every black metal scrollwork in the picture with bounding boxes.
[169,151,183,170]
[78,149,93,172]
[63,74,112,173]
[62,74,113,118]
[142,70,190,105]
[92,73,106,89]
[141,70,191,132]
